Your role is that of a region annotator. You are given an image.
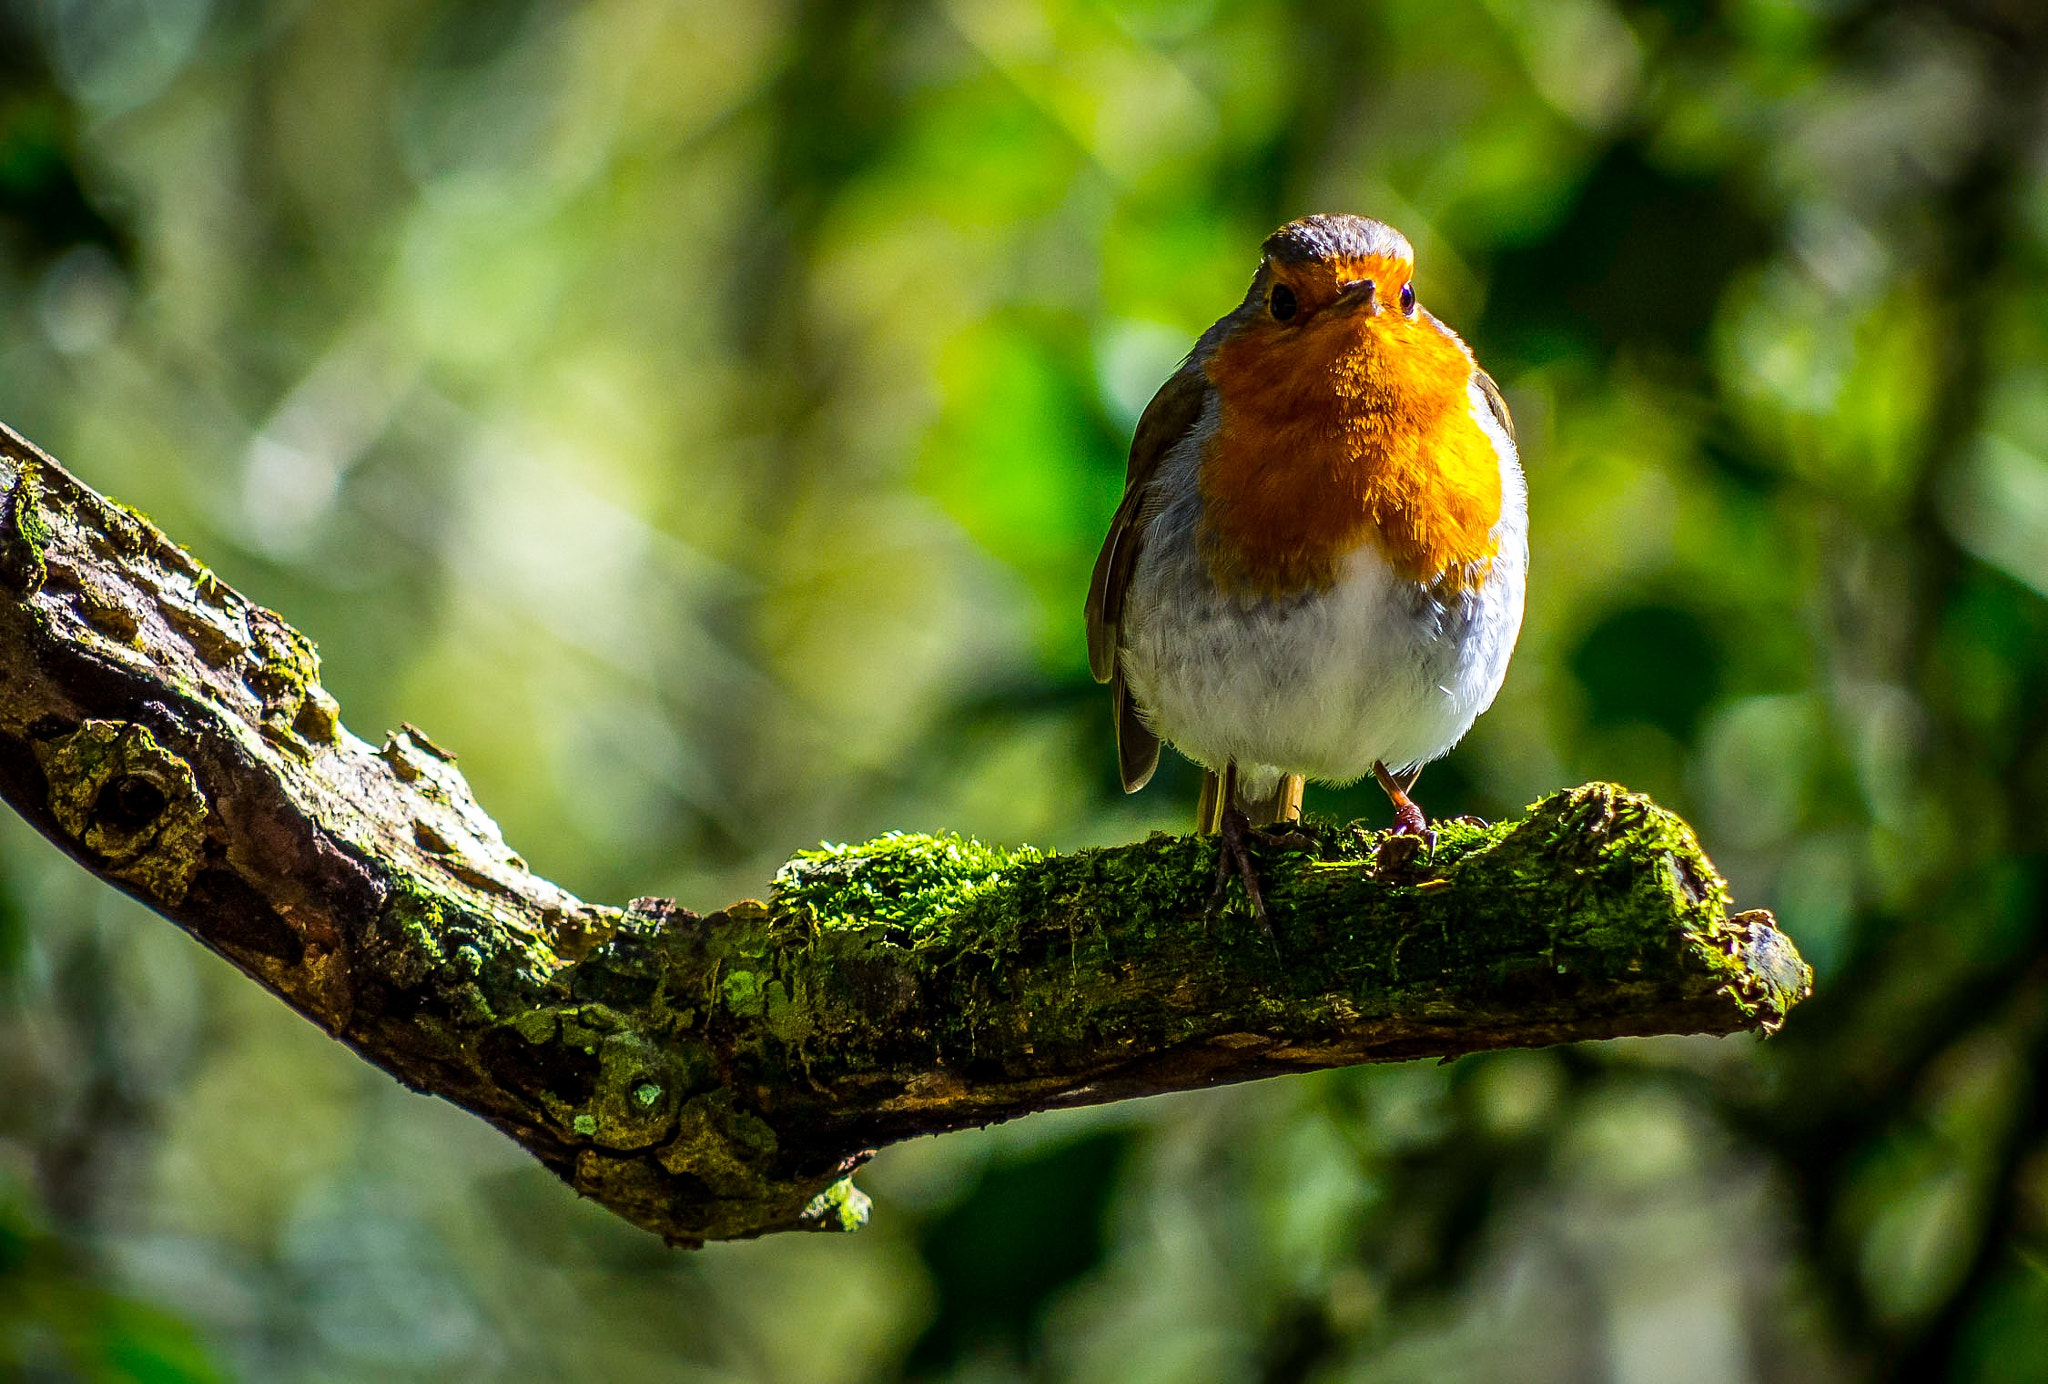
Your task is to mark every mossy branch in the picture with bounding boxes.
[0,422,1810,1244]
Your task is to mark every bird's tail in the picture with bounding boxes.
[1196,765,1304,834]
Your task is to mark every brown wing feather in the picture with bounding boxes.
[1114,670,1159,792]
[1085,483,1148,682]
[1086,364,1209,793]
[1474,369,1516,447]
[1084,366,1209,682]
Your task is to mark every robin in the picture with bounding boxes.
[1085,213,1526,919]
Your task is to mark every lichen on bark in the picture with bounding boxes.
[33,719,210,904]
[0,420,1812,1245]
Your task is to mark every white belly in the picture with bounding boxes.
[1118,387,1527,801]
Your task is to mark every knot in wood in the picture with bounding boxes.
[33,719,209,904]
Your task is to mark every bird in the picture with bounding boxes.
[1085,213,1526,920]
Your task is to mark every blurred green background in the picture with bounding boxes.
[3,0,2047,1379]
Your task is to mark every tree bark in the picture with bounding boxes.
[0,421,1810,1244]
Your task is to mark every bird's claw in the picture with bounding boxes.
[1206,807,1288,946]
[1387,800,1438,855]
[1257,824,1320,854]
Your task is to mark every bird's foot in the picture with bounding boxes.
[1255,822,1320,855]
[1206,806,1295,944]
[1371,760,1437,857]
[1386,800,1438,856]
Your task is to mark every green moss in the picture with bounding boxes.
[773,831,1041,942]
[245,611,326,744]
[373,878,453,988]
[799,1177,872,1234]
[98,497,155,557]
[444,980,498,1026]
[563,1004,629,1048]
[589,1031,680,1150]
[657,1092,780,1196]
[0,462,51,596]
[511,1008,558,1045]
[719,968,761,1010]
[293,686,342,744]
[394,780,1806,1245]
[1413,815,1517,861]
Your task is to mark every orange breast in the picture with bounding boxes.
[1199,310,1503,596]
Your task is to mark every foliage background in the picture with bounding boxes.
[4,0,2047,1379]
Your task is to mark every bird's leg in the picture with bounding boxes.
[1206,762,1276,938]
[1242,773,1317,852]
[1214,801,1275,937]
[1272,774,1306,828]
[1195,768,1225,835]
[1373,761,1436,852]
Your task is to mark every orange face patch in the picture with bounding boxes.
[1265,253,1408,316]
[1199,263,1503,596]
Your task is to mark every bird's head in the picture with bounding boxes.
[1194,214,1504,594]
[1253,213,1416,328]
[1205,214,1467,425]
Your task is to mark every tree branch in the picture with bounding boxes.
[0,421,1810,1244]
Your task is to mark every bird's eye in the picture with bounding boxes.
[1269,284,1298,321]
[1400,282,1416,315]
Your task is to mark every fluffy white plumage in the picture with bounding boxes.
[1117,376,1526,803]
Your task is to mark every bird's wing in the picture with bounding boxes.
[1085,364,1210,793]
[1085,365,1208,681]
[1113,666,1159,793]
[1474,369,1516,447]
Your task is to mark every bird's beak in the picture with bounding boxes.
[1333,279,1380,315]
